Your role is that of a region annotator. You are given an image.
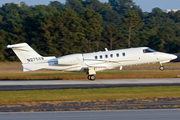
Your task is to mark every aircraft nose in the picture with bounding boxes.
[156,53,177,61]
[173,54,177,59]
[169,54,177,60]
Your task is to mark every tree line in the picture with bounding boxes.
[1,0,180,61]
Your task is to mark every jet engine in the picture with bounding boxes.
[57,54,83,66]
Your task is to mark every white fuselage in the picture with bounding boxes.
[45,47,177,72]
[7,43,178,80]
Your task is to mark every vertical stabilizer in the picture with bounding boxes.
[7,43,56,72]
[7,43,42,64]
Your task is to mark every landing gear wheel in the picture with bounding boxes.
[90,75,96,81]
[159,66,164,71]
[88,75,96,81]
[88,75,91,80]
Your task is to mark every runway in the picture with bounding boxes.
[0,78,180,91]
[1,109,180,120]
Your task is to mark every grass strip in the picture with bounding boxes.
[1,70,180,80]
[0,86,180,104]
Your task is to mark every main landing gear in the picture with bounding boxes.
[87,67,96,81]
[88,75,96,81]
[159,62,164,71]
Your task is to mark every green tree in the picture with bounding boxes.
[49,1,66,12]
[157,27,176,52]
[26,10,88,56]
[65,0,85,14]
[0,30,7,61]
[33,5,58,16]
[103,26,119,50]
[109,0,135,15]
[174,11,180,22]
[123,10,144,47]
[80,10,103,52]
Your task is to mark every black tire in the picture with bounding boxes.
[88,75,91,80]
[90,75,96,81]
[159,66,164,71]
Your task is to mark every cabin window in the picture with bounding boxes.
[95,56,98,59]
[105,54,108,58]
[122,53,125,56]
[143,49,156,53]
[100,55,103,59]
[116,53,119,57]
[110,54,113,58]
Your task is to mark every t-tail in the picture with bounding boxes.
[7,43,56,72]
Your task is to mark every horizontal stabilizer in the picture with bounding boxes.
[7,43,27,48]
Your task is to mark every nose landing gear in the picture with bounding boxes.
[159,62,164,71]
[159,66,164,71]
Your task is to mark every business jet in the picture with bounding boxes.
[7,43,177,80]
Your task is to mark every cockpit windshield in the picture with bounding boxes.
[143,48,156,53]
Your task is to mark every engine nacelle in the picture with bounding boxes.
[57,54,83,66]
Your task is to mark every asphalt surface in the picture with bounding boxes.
[1,79,180,112]
[1,97,180,112]
[1,109,180,120]
[0,78,180,91]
